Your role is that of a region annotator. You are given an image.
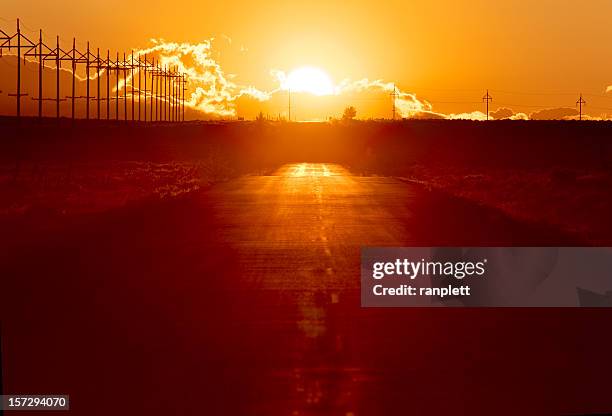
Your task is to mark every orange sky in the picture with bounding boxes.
[2,0,612,120]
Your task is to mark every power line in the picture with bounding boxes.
[576,94,586,121]
[489,89,576,96]
[482,89,492,121]
[584,92,612,100]
[494,102,564,109]
[0,18,186,122]
[390,84,399,120]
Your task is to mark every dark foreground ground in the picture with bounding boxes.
[1,119,612,415]
[2,117,612,241]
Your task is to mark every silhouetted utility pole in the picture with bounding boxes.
[173,68,178,122]
[62,37,90,120]
[482,89,493,120]
[149,58,155,122]
[16,19,22,117]
[28,29,61,119]
[138,55,143,121]
[115,52,119,120]
[160,65,163,121]
[143,55,148,122]
[86,42,90,119]
[177,69,181,122]
[131,51,134,121]
[0,18,187,122]
[7,19,30,117]
[173,69,177,122]
[172,71,176,122]
[153,62,157,121]
[59,36,84,119]
[169,67,173,122]
[96,48,101,119]
[152,59,157,121]
[37,30,43,117]
[164,65,168,121]
[152,62,156,121]
[576,94,586,121]
[106,50,110,120]
[167,67,170,122]
[24,29,46,118]
[176,69,181,122]
[123,53,127,121]
[71,38,76,119]
[161,65,165,122]
[164,65,168,122]
[156,62,160,121]
[390,85,399,120]
[182,74,187,122]
[288,88,291,121]
[168,68,174,121]
[169,68,173,122]
[56,36,61,118]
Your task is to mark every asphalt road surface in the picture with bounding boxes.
[2,163,611,415]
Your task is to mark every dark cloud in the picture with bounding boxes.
[490,107,514,120]
[529,107,579,120]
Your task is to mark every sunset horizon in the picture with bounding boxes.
[2,2,612,415]
[1,1,612,121]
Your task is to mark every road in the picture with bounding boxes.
[2,163,611,415]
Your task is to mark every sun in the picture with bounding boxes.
[283,67,334,96]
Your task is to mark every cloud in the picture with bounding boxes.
[407,110,447,120]
[269,72,438,119]
[0,39,270,118]
[561,113,609,121]
[487,107,527,121]
[5,35,608,121]
[335,78,433,118]
[529,107,578,120]
[135,39,270,117]
[447,111,489,120]
[472,106,606,121]
[509,112,529,120]
[490,107,514,120]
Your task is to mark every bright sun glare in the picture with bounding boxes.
[284,67,334,96]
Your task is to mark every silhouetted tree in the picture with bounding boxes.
[342,106,357,121]
[256,111,266,122]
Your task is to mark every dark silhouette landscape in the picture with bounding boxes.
[2,117,612,414]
